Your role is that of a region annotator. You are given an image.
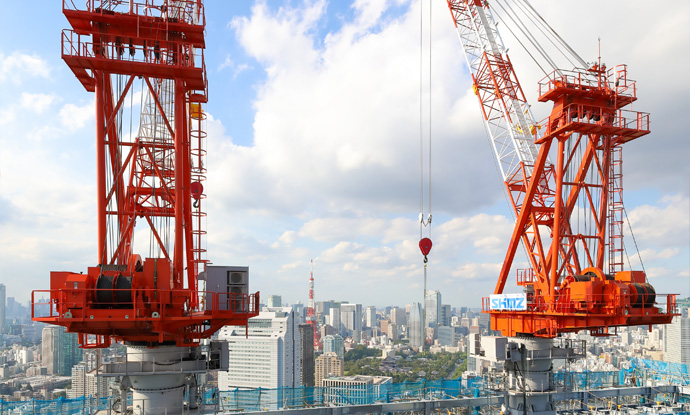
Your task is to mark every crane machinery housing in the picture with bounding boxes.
[443,1,678,414]
[31,1,259,414]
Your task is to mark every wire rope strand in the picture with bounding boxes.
[491,3,549,78]
[520,0,587,68]
[494,0,559,73]
[427,0,432,237]
[419,0,424,238]
[512,0,579,70]
[622,205,646,277]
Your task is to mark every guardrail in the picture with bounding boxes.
[63,0,205,27]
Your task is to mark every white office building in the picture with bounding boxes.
[329,308,342,336]
[664,315,690,365]
[218,307,302,390]
[365,306,377,329]
[341,303,362,336]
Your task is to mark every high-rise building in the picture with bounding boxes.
[390,307,406,326]
[387,323,398,341]
[437,326,456,346]
[380,319,390,335]
[323,334,345,359]
[365,306,377,329]
[341,303,362,337]
[298,324,315,387]
[292,301,304,321]
[218,307,301,390]
[266,295,282,308]
[320,324,337,339]
[329,308,342,336]
[425,290,441,328]
[68,362,109,399]
[41,326,82,376]
[314,352,343,386]
[664,315,690,365]
[440,304,452,327]
[0,284,5,333]
[408,302,423,349]
[315,300,333,316]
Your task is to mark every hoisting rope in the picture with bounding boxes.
[418,0,433,351]
[492,0,587,73]
[419,0,432,241]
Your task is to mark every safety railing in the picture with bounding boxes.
[61,29,205,72]
[3,370,687,414]
[516,268,535,285]
[539,104,650,135]
[63,0,205,27]
[31,288,259,319]
[538,67,637,100]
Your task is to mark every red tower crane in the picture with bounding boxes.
[444,0,677,338]
[31,0,259,348]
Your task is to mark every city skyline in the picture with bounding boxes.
[0,1,688,308]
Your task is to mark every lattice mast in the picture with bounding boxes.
[32,0,258,348]
[445,0,677,337]
[307,259,321,350]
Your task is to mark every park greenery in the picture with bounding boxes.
[343,346,467,383]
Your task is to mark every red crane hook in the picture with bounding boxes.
[419,237,432,263]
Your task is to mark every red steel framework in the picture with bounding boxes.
[31,0,259,348]
[306,260,321,350]
[446,0,677,337]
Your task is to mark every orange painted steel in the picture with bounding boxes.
[446,0,678,337]
[32,1,258,347]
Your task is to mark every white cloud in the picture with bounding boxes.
[20,93,57,113]
[0,107,15,125]
[59,100,94,130]
[637,248,680,262]
[1,1,688,307]
[627,195,689,248]
[218,55,234,72]
[0,52,51,83]
[451,262,502,280]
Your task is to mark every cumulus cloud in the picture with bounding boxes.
[627,195,689,248]
[0,52,51,83]
[20,93,57,113]
[59,100,95,130]
[2,1,688,307]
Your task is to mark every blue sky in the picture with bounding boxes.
[0,0,688,311]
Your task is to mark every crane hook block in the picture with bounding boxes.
[419,237,432,256]
[191,181,204,200]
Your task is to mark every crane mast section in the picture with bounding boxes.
[446,0,541,182]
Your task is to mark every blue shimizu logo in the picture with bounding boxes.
[489,293,527,311]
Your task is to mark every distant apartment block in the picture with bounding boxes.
[68,363,109,399]
[314,352,343,387]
